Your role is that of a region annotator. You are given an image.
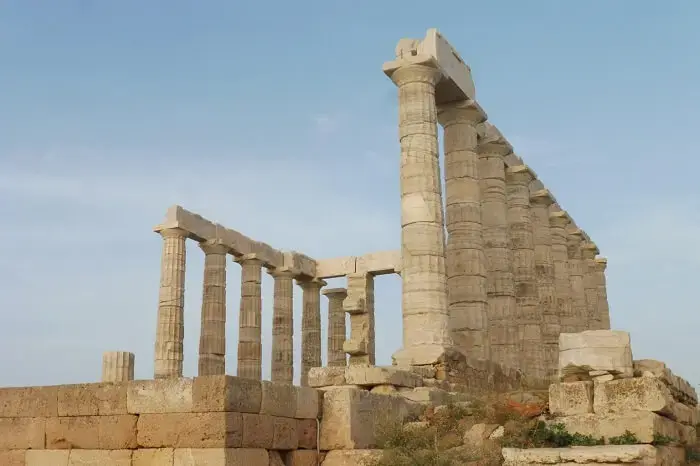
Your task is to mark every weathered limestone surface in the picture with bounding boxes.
[506,165,543,380]
[503,445,684,465]
[314,250,401,279]
[298,278,326,386]
[322,450,384,466]
[198,241,228,376]
[559,331,633,380]
[343,273,375,366]
[478,123,517,371]
[549,210,574,334]
[549,381,594,416]
[633,359,698,406]
[269,267,295,384]
[154,227,187,379]
[581,241,601,330]
[127,378,194,414]
[237,254,263,380]
[386,58,452,366]
[322,288,347,367]
[530,189,558,381]
[102,351,134,383]
[595,258,611,330]
[437,99,488,360]
[567,228,587,332]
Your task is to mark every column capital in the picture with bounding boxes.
[567,228,585,240]
[388,62,442,87]
[581,241,600,259]
[267,266,296,279]
[530,188,555,207]
[505,164,536,185]
[477,122,513,157]
[437,99,486,127]
[297,277,327,290]
[549,210,572,228]
[594,257,608,271]
[235,253,264,266]
[157,227,188,239]
[322,287,348,300]
[199,240,229,255]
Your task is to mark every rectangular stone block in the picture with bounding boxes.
[634,359,698,406]
[285,451,318,466]
[556,411,695,445]
[272,416,297,449]
[294,386,320,419]
[549,381,593,416]
[0,417,45,449]
[502,445,684,465]
[67,450,132,466]
[355,250,401,275]
[297,418,318,449]
[45,415,137,449]
[173,448,268,465]
[322,450,383,466]
[0,386,58,417]
[283,251,316,277]
[399,387,451,404]
[559,330,633,379]
[192,376,261,413]
[137,412,242,448]
[345,366,423,388]
[594,377,675,418]
[0,450,26,466]
[132,449,174,466]
[240,413,273,449]
[320,387,412,449]
[260,381,296,418]
[26,450,70,466]
[307,367,346,388]
[57,382,127,416]
[127,378,193,414]
[314,256,356,279]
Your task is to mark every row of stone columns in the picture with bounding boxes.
[152,229,351,384]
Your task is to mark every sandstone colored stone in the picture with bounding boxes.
[399,387,451,404]
[241,413,274,449]
[345,366,422,388]
[307,367,346,387]
[314,256,357,279]
[127,378,193,414]
[0,385,58,417]
[297,418,318,449]
[321,450,383,466]
[320,387,411,449]
[1,450,27,466]
[370,384,398,395]
[67,450,132,466]
[132,449,174,466]
[269,450,284,466]
[549,381,593,416]
[57,382,127,416]
[0,417,45,449]
[46,415,137,449]
[294,386,320,419]
[634,359,698,406]
[137,412,242,448]
[192,375,261,413]
[272,416,298,449]
[260,381,296,418]
[285,450,318,466]
[463,423,499,446]
[25,450,69,466]
[173,448,268,466]
[502,444,681,465]
[594,377,676,418]
[559,330,633,379]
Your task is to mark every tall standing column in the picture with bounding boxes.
[298,278,326,386]
[530,189,558,381]
[566,229,587,332]
[198,241,228,376]
[595,257,611,330]
[154,227,187,379]
[270,267,295,384]
[506,165,543,381]
[437,100,489,360]
[237,253,263,380]
[549,211,574,333]
[387,62,451,365]
[477,124,517,370]
[581,241,601,330]
[323,288,348,367]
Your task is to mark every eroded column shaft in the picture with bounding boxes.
[102,351,135,382]
[438,101,488,360]
[237,254,263,380]
[343,273,375,366]
[154,228,187,379]
[595,258,611,330]
[567,230,587,332]
[299,278,326,385]
[270,268,295,384]
[198,242,228,376]
[581,242,601,330]
[549,211,574,333]
[323,288,348,367]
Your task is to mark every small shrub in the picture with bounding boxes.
[609,430,640,445]
[502,421,604,448]
[652,433,677,445]
[686,446,700,463]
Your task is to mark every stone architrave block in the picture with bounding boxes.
[314,256,357,279]
[66,450,133,465]
[283,251,316,277]
[127,378,193,414]
[559,330,633,379]
[137,412,243,448]
[344,366,423,388]
[259,381,296,418]
[0,385,59,417]
[0,417,45,449]
[57,382,127,416]
[172,448,269,466]
[548,381,594,416]
[132,448,175,466]
[192,375,261,413]
[555,411,696,445]
[322,450,384,466]
[356,250,401,275]
[320,387,412,449]
[294,386,321,419]
[307,367,346,387]
[251,241,284,268]
[502,445,684,465]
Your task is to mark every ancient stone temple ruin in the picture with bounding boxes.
[0,29,694,465]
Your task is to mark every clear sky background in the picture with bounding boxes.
[1,1,699,388]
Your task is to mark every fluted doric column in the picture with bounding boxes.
[549,210,574,333]
[102,351,135,382]
[437,100,489,360]
[477,123,517,370]
[506,165,543,381]
[269,267,295,384]
[566,229,587,332]
[387,62,451,365]
[198,241,228,376]
[594,258,611,330]
[530,189,558,381]
[154,227,187,379]
[237,253,263,380]
[581,241,601,330]
[323,288,348,367]
[298,278,326,386]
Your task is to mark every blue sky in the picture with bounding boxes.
[1,1,699,388]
